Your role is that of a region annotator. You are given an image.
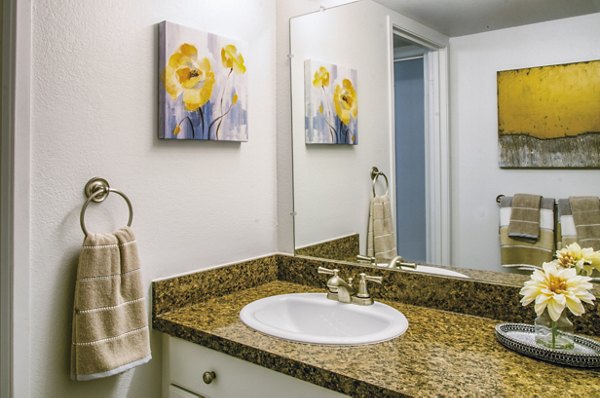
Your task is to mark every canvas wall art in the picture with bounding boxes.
[497,60,600,168]
[305,60,358,145]
[159,21,248,141]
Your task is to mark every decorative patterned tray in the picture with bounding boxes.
[495,323,600,368]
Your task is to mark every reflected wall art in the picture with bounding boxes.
[498,60,600,168]
[159,21,248,141]
[305,60,358,145]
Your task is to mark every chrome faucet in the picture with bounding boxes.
[356,254,376,265]
[318,267,382,305]
[317,267,355,303]
[353,272,383,305]
[387,255,417,269]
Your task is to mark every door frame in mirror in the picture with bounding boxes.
[387,14,450,265]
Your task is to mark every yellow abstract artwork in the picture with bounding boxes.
[497,60,600,168]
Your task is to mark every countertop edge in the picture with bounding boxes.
[153,317,406,398]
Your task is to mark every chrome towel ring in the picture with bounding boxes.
[370,166,389,197]
[80,177,133,236]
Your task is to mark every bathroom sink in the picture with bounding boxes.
[400,264,470,279]
[239,293,408,345]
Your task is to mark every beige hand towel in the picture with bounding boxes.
[367,193,397,260]
[569,196,600,250]
[507,193,542,241]
[71,227,151,381]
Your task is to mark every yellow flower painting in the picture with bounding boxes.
[333,79,358,126]
[305,60,358,145]
[163,43,215,112]
[159,21,248,141]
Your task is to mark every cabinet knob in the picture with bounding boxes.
[202,371,216,384]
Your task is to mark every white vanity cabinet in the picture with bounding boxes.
[163,335,349,398]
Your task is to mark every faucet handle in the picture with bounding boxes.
[356,254,376,265]
[363,273,382,284]
[356,272,382,299]
[317,266,338,275]
[318,267,344,294]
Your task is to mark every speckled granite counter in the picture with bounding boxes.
[295,234,359,261]
[153,255,600,398]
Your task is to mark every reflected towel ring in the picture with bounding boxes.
[80,177,133,236]
[370,167,389,197]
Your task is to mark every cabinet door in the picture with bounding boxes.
[165,335,348,398]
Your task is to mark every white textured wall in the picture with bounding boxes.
[290,1,394,253]
[450,13,600,271]
[30,1,276,397]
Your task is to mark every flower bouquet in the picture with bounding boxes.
[520,243,598,349]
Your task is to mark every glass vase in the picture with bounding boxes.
[534,310,575,350]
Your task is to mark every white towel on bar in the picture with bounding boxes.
[367,193,397,260]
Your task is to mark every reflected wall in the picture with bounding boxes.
[450,13,600,271]
[291,1,394,255]
[290,2,600,273]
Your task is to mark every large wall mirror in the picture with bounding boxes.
[290,0,600,280]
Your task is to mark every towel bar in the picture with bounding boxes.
[370,166,389,197]
[496,194,560,206]
[80,177,133,236]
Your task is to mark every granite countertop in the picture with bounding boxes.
[154,278,600,398]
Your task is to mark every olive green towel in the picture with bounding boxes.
[507,193,542,241]
[71,227,151,381]
[570,196,600,250]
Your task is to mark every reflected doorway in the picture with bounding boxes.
[393,36,428,262]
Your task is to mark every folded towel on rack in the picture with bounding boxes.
[507,193,542,241]
[367,192,397,261]
[499,196,554,266]
[569,196,600,250]
[71,227,151,381]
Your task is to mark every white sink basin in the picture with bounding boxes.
[375,263,470,278]
[400,265,470,279]
[239,293,408,345]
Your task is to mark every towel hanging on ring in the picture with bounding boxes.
[71,178,151,381]
[367,168,397,260]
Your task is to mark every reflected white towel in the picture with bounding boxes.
[500,207,554,230]
[367,193,397,260]
[560,215,577,237]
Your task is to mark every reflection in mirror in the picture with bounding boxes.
[290,0,452,274]
[290,0,600,282]
[393,36,427,263]
[290,0,394,267]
